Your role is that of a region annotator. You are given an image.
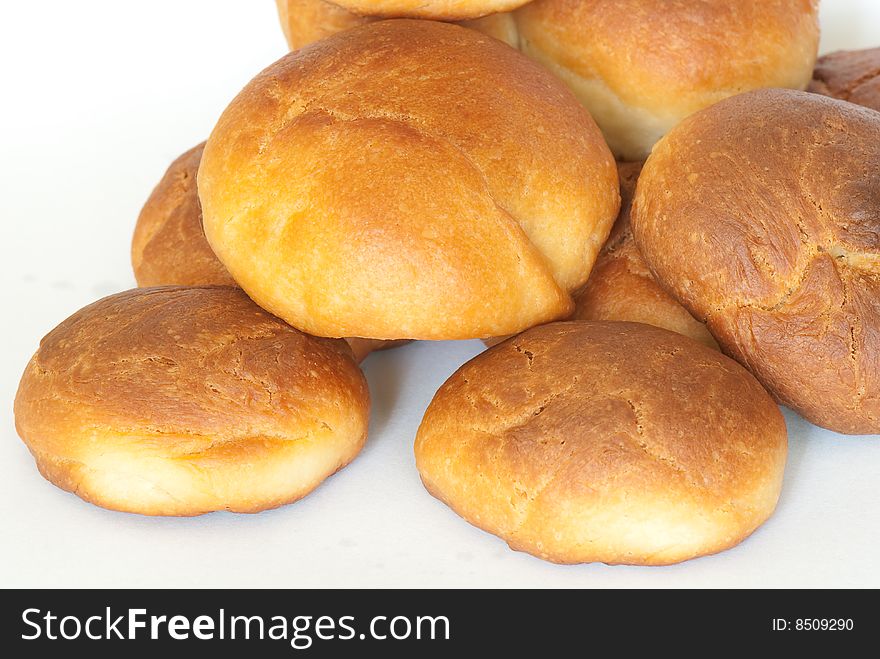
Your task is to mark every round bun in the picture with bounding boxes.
[325,0,528,20]
[632,88,880,434]
[199,20,619,341]
[810,47,880,112]
[131,143,236,288]
[416,321,787,565]
[572,161,717,348]
[132,143,406,363]
[513,0,820,159]
[275,0,519,50]
[13,287,370,516]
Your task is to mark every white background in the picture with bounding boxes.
[1,1,878,588]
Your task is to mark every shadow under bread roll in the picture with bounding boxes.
[132,142,408,363]
[416,321,787,565]
[14,286,370,516]
[275,0,520,50]
[809,47,880,112]
[632,88,880,435]
[513,0,820,160]
[199,20,620,341]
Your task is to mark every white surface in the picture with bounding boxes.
[1,0,878,588]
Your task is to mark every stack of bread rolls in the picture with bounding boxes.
[13,1,879,566]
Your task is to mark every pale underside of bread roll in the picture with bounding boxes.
[275,0,520,50]
[199,20,619,341]
[632,88,880,435]
[14,287,371,516]
[416,321,787,565]
[513,0,820,160]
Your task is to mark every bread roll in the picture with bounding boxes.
[132,143,235,288]
[632,88,880,434]
[324,0,528,20]
[571,161,717,348]
[482,161,716,349]
[132,142,407,362]
[14,287,370,516]
[416,321,787,565]
[199,20,620,341]
[275,0,519,50]
[810,47,880,112]
[513,0,820,159]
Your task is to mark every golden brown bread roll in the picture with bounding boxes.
[324,0,528,20]
[275,0,519,50]
[632,88,880,435]
[416,321,787,565]
[131,143,236,288]
[14,287,370,516]
[199,20,620,341]
[132,142,407,362]
[571,161,717,348]
[482,161,716,349]
[809,47,880,112]
[513,0,820,160]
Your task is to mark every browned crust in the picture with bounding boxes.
[14,287,371,515]
[199,20,619,340]
[572,161,718,348]
[483,162,717,349]
[632,88,880,434]
[416,321,787,565]
[809,47,880,112]
[132,143,236,288]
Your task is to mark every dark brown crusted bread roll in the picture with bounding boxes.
[571,161,717,348]
[131,142,406,363]
[14,287,370,516]
[632,88,880,434]
[809,47,880,112]
[416,321,787,565]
